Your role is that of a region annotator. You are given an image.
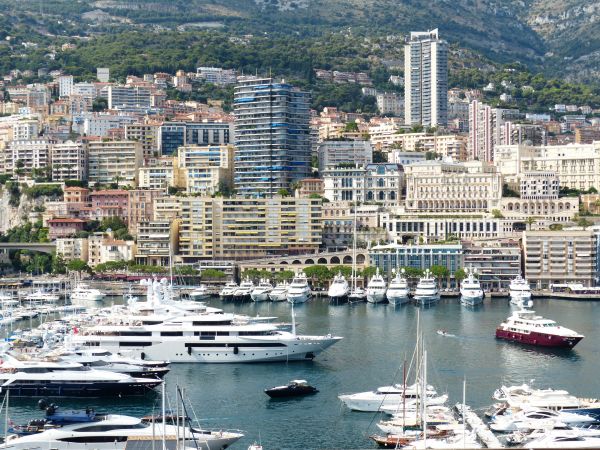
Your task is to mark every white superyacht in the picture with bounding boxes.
[460,267,484,306]
[286,271,311,304]
[72,279,340,363]
[327,272,350,303]
[250,279,273,302]
[366,268,387,303]
[386,269,410,305]
[413,269,440,306]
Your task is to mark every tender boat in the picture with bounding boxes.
[189,285,210,300]
[218,281,238,300]
[386,269,410,305]
[509,274,532,305]
[413,269,440,306]
[366,268,387,303]
[269,281,289,302]
[496,308,584,348]
[286,272,311,304]
[348,286,367,302]
[0,411,243,449]
[250,279,273,302]
[233,277,254,301]
[460,267,484,306]
[70,284,106,302]
[525,431,600,448]
[327,272,349,303]
[264,379,318,398]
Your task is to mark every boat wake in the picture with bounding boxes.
[436,329,456,338]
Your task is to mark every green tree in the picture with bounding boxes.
[454,268,467,286]
[430,265,450,287]
[274,270,295,282]
[360,266,378,279]
[526,217,537,230]
[66,258,92,274]
[548,223,563,231]
[277,188,290,197]
[303,265,332,288]
[578,217,593,229]
[492,209,504,219]
[51,253,66,274]
[200,269,226,280]
[329,265,353,277]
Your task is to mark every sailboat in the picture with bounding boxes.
[348,204,366,302]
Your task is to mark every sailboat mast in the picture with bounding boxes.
[162,381,166,450]
[463,377,467,449]
[402,359,406,433]
[352,203,357,290]
[422,349,427,446]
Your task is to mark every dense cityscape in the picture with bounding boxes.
[0,2,600,448]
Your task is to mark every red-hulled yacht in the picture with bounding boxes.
[496,308,584,348]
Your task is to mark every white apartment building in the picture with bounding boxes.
[73,82,97,100]
[317,140,373,171]
[58,75,73,98]
[376,92,404,116]
[404,29,448,127]
[196,67,237,85]
[12,120,39,141]
[79,113,137,137]
[107,86,152,110]
[323,163,404,205]
[55,237,89,262]
[176,145,233,195]
[388,150,427,166]
[124,123,159,159]
[50,141,88,181]
[5,139,52,177]
[138,162,175,190]
[87,140,143,187]
[405,159,502,213]
[495,144,600,191]
[97,68,110,83]
[520,171,560,200]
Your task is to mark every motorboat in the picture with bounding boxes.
[490,408,596,432]
[286,272,311,304]
[233,277,254,301]
[386,269,410,305]
[189,285,211,300]
[493,384,600,415]
[250,279,273,302]
[348,286,367,302]
[460,267,484,306]
[525,431,600,448]
[269,282,288,302]
[496,309,584,348]
[70,283,106,302]
[23,290,60,303]
[0,411,243,449]
[264,379,318,398]
[509,274,532,305]
[339,383,445,412]
[327,272,349,303]
[366,268,387,303]
[413,269,440,306]
[218,281,238,300]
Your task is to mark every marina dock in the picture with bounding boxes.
[455,403,503,449]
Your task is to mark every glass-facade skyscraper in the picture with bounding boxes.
[233,77,311,197]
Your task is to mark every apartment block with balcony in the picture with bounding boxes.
[50,141,87,181]
[178,196,322,262]
[524,230,598,288]
[135,221,178,266]
[462,240,521,290]
[87,140,143,187]
[175,145,234,195]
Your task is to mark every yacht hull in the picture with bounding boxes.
[460,293,484,306]
[328,294,348,304]
[413,295,439,306]
[366,293,387,304]
[250,292,270,302]
[287,293,310,304]
[0,380,160,397]
[77,336,341,363]
[495,328,583,348]
[269,293,287,302]
[386,292,410,305]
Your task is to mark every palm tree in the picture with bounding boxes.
[525,216,537,230]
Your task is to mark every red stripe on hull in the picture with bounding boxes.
[495,329,583,348]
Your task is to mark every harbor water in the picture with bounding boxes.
[4,296,600,449]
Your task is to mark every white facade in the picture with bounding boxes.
[323,163,404,205]
[81,113,136,137]
[58,75,73,98]
[177,145,233,195]
[376,92,404,116]
[404,29,448,127]
[12,120,39,141]
[388,150,426,166]
[107,86,152,110]
[317,140,373,171]
[55,237,89,262]
[5,139,52,176]
[87,141,143,187]
[97,68,110,83]
[50,141,88,181]
[405,159,502,212]
[73,82,97,100]
[196,67,237,85]
[520,171,560,200]
[495,144,600,191]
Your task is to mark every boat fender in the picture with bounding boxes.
[140,352,145,360]
[234,346,239,355]
[187,346,192,355]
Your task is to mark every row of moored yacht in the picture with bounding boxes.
[219,272,312,304]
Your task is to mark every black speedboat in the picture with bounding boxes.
[265,380,318,398]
